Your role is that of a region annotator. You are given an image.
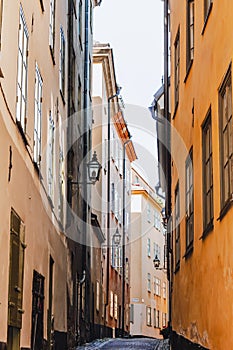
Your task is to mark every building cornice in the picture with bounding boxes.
[132,188,163,210]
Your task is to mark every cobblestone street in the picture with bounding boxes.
[77,337,169,349]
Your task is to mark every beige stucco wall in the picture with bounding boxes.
[0,0,68,347]
[130,169,167,339]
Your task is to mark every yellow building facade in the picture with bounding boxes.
[169,1,233,349]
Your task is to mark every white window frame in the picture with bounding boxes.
[147,203,151,222]
[59,26,65,98]
[48,111,55,199]
[114,294,118,320]
[147,273,151,292]
[162,281,167,299]
[33,63,43,166]
[49,0,55,52]
[16,5,29,132]
[146,306,152,326]
[162,312,167,328]
[147,238,151,257]
[110,291,114,318]
[155,278,161,296]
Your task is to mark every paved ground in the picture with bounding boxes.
[77,337,169,349]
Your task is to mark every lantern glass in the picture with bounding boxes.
[87,151,101,183]
[113,228,121,246]
[153,254,160,269]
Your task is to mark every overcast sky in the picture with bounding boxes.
[94,0,164,187]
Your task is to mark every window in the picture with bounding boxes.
[162,281,167,299]
[147,203,151,222]
[146,306,152,326]
[111,183,115,212]
[126,169,130,193]
[174,30,180,109]
[33,64,43,167]
[59,27,65,98]
[16,6,29,132]
[204,0,212,20]
[155,278,161,296]
[48,111,55,199]
[155,310,160,328]
[202,110,213,233]
[96,281,100,311]
[187,0,194,69]
[219,66,233,215]
[110,291,113,317]
[0,0,3,50]
[147,238,151,257]
[154,243,161,262]
[8,209,26,329]
[49,0,55,54]
[78,0,83,45]
[31,271,45,349]
[119,146,123,175]
[130,304,134,324]
[185,149,194,253]
[147,273,151,292]
[162,313,167,328]
[114,294,118,319]
[102,291,105,318]
[175,182,181,268]
[58,116,64,224]
[125,259,129,283]
[112,236,122,268]
[70,47,76,113]
[154,211,161,230]
[153,308,156,328]
[115,189,119,219]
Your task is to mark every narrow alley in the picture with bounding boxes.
[77,337,169,349]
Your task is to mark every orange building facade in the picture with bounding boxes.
[169,1,233,349]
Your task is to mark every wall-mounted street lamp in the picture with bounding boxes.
[86,151,102,184]
[153,254,166,270]
[69,151,101,186]
[113,227,121,246]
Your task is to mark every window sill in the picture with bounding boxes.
[199,220,214,240]
[201,2,213,35]
[183,244,193,260]
[172,101,179,119]
[184,60,193,83]
[217,198,233,222]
